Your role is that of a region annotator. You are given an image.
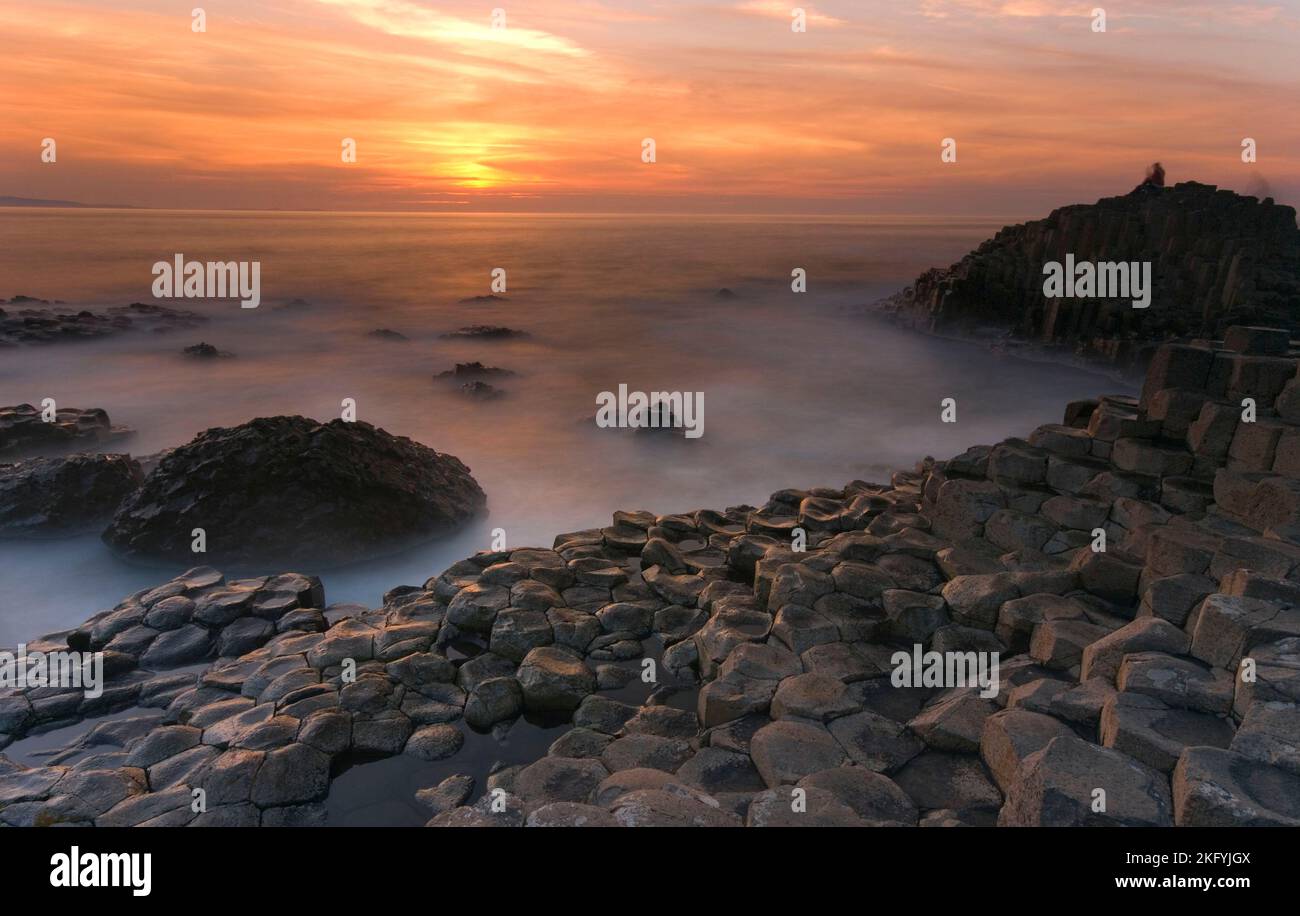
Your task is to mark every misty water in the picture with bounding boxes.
[0,209,1135,646]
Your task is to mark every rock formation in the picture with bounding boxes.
[878,180,1300,370]
[0,454,143,537]
[0,404,131,457]
[439,325,527,340]
[101,416,486,566]
[3,327,1299,827]
[0,301,206,346]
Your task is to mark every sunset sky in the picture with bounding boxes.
[1,0,1297,215]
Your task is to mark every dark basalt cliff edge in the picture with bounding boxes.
[878,181,1300,369]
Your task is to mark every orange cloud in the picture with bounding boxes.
[0,0,1295,213]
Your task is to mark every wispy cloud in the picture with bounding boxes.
[0,0,1295,212]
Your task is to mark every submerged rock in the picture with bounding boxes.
[436,362,514,379]
[439,325,526,340]
[102,416,486,564]
[0,302,205,346]
[458,381,504,400]
[183,342,229,358]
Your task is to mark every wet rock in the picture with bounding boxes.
[464,677,523,729]
[0,404,131,457]
[405,724,465,761]
[458,381,504,400]
[1,301,205,347]
[415,774,474,816]
[516,647,595,713]
[0,454,142,537]
[427,790,525,827]
[437,361,514,379]
[103,416,485,565]
[440,325,526,339]
[351,711,414,755]
[183,342,229,358]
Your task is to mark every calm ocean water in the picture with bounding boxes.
[0,209,1132,644]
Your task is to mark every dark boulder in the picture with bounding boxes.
[0,454,143,537]
[0,404,131,457]
[102,416,486,564]
[183,342,228,358]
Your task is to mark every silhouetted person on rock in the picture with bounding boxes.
[1134,161,1165,192]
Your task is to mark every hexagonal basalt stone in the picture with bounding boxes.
[750,717,847,787]
[445,582,510,633]
[489,608,554,662]
[405,723,465,761]
[514,756,608,806]
[796,767,918,825]
[516,646,595,713]
[1099,692,1235,773]
[770,672,859,722]
[140,624,212,669]
[464,677,524,730]
[250,743,331,807]
[998,735,1171,826]
[600,734,693,773]
[1173,746,1300,826]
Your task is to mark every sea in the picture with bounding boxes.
[0,207,1134,647]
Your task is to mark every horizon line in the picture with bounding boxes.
[0,203,1030,222]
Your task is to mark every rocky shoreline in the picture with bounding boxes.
[2,325,1299,827]
[876,181,1300,372]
